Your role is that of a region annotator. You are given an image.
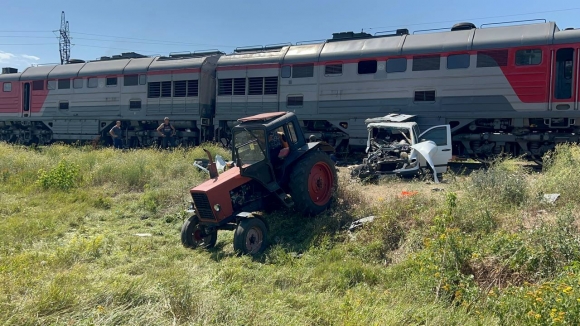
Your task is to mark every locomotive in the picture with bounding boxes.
[0,20,579,161]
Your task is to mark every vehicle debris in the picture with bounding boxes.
[542,193,560,204]
[348,215,377,232]
[350,114,452,183]
[194,154,232,174]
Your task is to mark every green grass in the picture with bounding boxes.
[2,142,580,325]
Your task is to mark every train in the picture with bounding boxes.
[0,19,579,161]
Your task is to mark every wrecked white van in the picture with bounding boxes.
[350,114,452,183]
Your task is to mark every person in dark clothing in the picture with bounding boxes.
[157,117,176,149]
[109,121,123,149]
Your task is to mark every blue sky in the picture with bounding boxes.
[0,0,578,71]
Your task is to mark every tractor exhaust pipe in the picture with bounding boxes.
[203,149,219,179]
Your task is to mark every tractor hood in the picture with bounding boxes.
[191,166,251,193]
[190,167,252,222]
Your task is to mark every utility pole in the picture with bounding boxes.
[59,11,70,65]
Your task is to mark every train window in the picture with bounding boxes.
[358,60,377,74]
[187,80,199,97]
[106,77,118,86]
[87,78,98,88]
[414,90,436,102]
[148,82,161,98]
[292,64,314,78]
[58,79,70,89]
[412,55,440,71]
[129,100,141,110]
[161,81,172,97]
[139,74,146,85]
[2,82,11,92]
[173,80,187,97]
[248,77,264,95]
[287,95,303,107]
[124,75,139,86]
[447,54,470,69]
[47,80,56,90]
[325,63,343,76]
[59,101,69,110]
[218,79,233,95]
[477,50,508,67]
[555,48,574,99]
[286,122,298,144]
[233,78,245,95]
[386,58,407,73]
[73,78,83,89]
[515,49,542,66]
[264,77,278,95]
[281,65,291,78]
[32,80,44,91]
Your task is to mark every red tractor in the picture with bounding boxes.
[180,112,338,255]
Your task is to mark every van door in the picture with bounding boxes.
[417,125,452,174]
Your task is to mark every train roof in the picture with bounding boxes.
[0,71,22,81]
[3,20,580,80]
[216,21,578,65]
[217,46,289,67]
[148,56,207,71]
[7,52,221,80]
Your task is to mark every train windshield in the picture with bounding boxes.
[233,129,266,165]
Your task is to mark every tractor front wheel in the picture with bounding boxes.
[180,215,217,249]
[288,150,338,216]
[233,218,268,256]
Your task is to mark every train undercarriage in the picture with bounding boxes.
[1,116,579,164]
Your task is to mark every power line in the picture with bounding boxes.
[0,43,54,46]
[0,30,53,33]
[71,32,237,48]
[367,7,580,30]
[0,36,56,39]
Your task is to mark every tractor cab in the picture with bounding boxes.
[231,112,305,187]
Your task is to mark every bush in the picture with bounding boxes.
[466,158,529,206]
[536,144,580,203]
[36,159,80,191]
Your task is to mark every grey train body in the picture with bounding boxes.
[0,21,579,160]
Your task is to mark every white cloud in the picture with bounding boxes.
[0,50,41,71]
[21,54,40,61]
[0,51,16,62]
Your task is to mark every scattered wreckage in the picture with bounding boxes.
[350,114,452,183]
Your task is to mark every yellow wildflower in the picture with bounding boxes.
[563,286,573,294]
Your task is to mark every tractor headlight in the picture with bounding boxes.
[213,204,221,212]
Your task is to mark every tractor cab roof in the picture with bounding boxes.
[235,111,296,130]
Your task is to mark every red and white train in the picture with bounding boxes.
[0,20,579,159]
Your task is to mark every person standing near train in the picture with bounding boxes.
[157,117,176,149]
[109,120,123,149]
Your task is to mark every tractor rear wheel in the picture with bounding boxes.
[288,150,338,216]
[233,218,267,255]
[180,215,217,249]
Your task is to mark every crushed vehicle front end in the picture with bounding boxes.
[351,122,421,179]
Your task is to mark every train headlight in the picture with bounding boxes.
[213,204,221,212]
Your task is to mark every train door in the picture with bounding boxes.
[576,46,580,110]
[22,82,31,117]
[550,47,576,111]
